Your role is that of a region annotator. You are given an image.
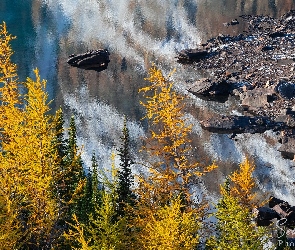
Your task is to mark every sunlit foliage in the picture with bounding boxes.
[138,196,200,250]
[206,181,269,250]
[0,21,277,250]
[230,158,257,209]
[138,65,217,206]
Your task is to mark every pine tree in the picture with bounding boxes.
[60,116,86,219]
[65,154,127,250]
[54,108,67,160]
[83,153,101,221]
[117,118,135,217]
[90,153,101,209]
[51,114,88,249]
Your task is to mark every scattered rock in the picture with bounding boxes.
[178,10,295,159]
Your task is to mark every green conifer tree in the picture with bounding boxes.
[82,153,102,222]
[64,116,86,222]
[116,118,136,217]
[90,153,101,208]
[54,108,67,160]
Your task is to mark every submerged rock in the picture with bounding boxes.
[67,49,110,72]
[176,48,216,63]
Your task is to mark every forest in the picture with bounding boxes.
[0,21,292,250]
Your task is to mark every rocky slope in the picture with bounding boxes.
[177,10,295,160]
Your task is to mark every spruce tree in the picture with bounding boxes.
[90,153,101,209]
[64,116,86,221]
[83,153,101,221]
[54,108,67,160]
[116,118,135,217]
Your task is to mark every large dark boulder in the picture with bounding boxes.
[269,196,289,208]
[67,49,110,72]
[188,78,232,102]
[255,207,280,221]
[177,48,211,63]
[275,81,295,100]
[255,196,295,229]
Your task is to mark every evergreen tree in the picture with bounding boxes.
[52,114,87,249]
[54,108,67,160]
[83,153,101,221]
[117,118,135,217]
[90,153,101,208]
[65,154,127,250]
[63,116,86,220]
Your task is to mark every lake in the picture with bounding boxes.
[2,0,295,201]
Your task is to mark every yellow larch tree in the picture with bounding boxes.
[134,65,217,249]
[138,65,217,206]
[138,196,200,250]
[230,158,257,209]
[0,21,24,249]
[22,69,59,248]
[0,22,59,249]
[206,181,269,250]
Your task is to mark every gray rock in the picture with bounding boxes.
[240,88,277,111]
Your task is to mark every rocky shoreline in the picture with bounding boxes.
[177,10,295,160]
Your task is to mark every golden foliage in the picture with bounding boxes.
[206,182,269,249]
[230,158,257,209]
[138,196,200,250]
[138,65,217,205]
[0,22,59,248]
[64,214,91,250]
